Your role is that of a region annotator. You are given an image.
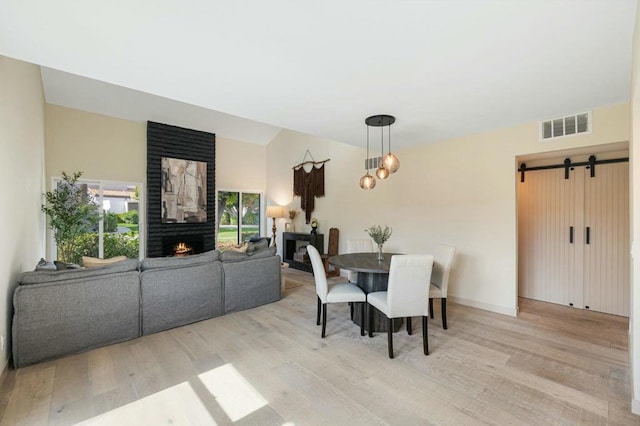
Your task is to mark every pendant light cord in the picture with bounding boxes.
[366,125,370,171]
[380,125,384,161]
[388,124,392,154]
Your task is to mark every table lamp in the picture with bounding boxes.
[266,206,286,249]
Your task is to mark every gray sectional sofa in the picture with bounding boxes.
[12,247,281,367]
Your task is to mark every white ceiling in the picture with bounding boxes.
[0,1,636,149]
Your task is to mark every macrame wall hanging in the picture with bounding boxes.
[292,150,330,224]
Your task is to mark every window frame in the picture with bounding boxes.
[215,188,265,247]
[47,176,145,260]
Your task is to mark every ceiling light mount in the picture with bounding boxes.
[365,115,395,127]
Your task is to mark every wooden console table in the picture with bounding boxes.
[282,232,324,272]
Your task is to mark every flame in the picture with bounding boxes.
[174,242,192,256]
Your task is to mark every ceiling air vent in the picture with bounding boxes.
[540,112,591,141]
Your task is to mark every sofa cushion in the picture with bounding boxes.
[140,261,223,335]
[220,246,276,263]
[140,249,219,271]
[223,255,281,313]
[19,258,140,285]
[13,270,141,367]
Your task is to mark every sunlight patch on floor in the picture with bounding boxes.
[74,381,215,425]
[198,364,268,422]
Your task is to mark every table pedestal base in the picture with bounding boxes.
[352,272,402,332]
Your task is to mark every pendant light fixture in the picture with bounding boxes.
[362,115,398,190]
[382,120,400,174]
[359,124,376,189]
[375,124,390,180]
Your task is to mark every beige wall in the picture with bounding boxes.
[630,2,640,414]
[44,105,268,255]
[45,105,147,184]
[267,103,629,316]
[215,135,267,192]
[0,57,46,375]
[46,105,267,189]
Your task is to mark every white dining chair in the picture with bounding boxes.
[346,239,374,283]
[307,245,367,338]
[428,245,456,330]
[367,254,434,358]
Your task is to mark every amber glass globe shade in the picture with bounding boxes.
[375,165,389,180]
[359,173,376,189]
[383,153,400,173]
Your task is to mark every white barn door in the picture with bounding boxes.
[518,167,580,306]
[583,162,630,316]
[518,161,629,317]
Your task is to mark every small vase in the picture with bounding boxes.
[377,244,384,261]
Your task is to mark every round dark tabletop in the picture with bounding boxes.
[328,252,402,273]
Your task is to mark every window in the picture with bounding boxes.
[216,190,262,250]
[49,177,144,263]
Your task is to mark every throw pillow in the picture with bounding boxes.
[35,258,57,271]
[227,243,248,253]
[247,238,269,254]
[54,261,82,270]
[82,255,127,268]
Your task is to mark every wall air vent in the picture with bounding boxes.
[540,112,591,141]
[365,156,382,170]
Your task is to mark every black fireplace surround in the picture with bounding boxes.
[147,121,216,257]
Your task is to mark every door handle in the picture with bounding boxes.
[586,227,590,245]
[569,226,574,244]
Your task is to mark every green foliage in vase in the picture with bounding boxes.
[365,225,392,245]
[42,171,99,263]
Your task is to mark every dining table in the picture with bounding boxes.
[328,252,403,332]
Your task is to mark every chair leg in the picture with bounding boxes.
[317,296,321,325]
[406,317,412,335]
[429,298,434,319]
[368,304,374,338]
[321,304,327,338]
[360,303,365,336]
[441,298,447,330]
[387,317,394,359]
[423,316,429,355]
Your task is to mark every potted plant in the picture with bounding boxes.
[366,225,392,261]
[42,171,99,263]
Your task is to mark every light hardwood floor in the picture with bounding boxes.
[0,268,637,425]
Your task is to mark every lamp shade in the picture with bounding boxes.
[383,152,400,173]
[359,173,376,189]
[266,205,286,218]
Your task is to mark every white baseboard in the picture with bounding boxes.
[448,295,518,317]
[632,398,640,415]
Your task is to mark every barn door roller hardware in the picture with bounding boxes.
[518,155,628,183]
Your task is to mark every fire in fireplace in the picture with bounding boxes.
[173,242,193,256]
[162,234,204,257]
